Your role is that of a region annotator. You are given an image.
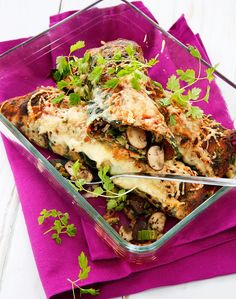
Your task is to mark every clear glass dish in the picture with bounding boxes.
[0,0,235,263]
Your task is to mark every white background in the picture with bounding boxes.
[0,1,236,299]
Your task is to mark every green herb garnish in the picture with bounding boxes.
[57,79,69,90]
[186,105,204,119]
[70,40,85,54]
[52,40,160,105]
[169,114,176,126]
[88,66,104,84]
[176,69,195,84]
[69,93,81,106]
[98,165,114,191]
[188,45,201,59]
[38,209,77,244]
[103,78,120,89]
[72,159,81,177]
[164,45,218,119]
[166,75,180,92]
[51,94,64,104]
[71,165,136,211]
[67,251,100,298]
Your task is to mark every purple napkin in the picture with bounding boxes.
[1,2,236,299]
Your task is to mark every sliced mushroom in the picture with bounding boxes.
[78,169,93,182]
[126,127,147,149]
[148,212,166,232]
[65,161,93,182]
[147,145,164,170]
[119,225,133,242]
[65,161,74,176]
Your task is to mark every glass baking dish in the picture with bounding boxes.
[0,0,235,263]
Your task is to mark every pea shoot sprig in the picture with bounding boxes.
[70,164,136,211]
[67,251,99,298]
[161,45,218,119]
[38,209,77,244]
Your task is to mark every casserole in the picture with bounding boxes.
[0,0,235,262]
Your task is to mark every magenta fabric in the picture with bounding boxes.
[1,2,236,299]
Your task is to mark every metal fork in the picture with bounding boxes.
[85,173,236,187]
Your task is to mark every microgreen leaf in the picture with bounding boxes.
[55,237,62,245]
[70,76,81,86]
[107,199,117,210]
[188,87,201,100]
[56,56,69,75]
[202,86,211,103]
[166,75,180,92]
[113,49,122,61]
[92,187,104,197]
[69,93,81,106]
[52,70,62,82]
[57,80,68,90]
[80,288,100,296]
[38,209,77,244]
[160,97,171,106]
[82,51,91,63]
[151,80,163,90]
[117,189,127,201]
[117,68,134,77]
[96,54,105,65]
[131,73,141,91]
[72,159,81,177]
[78,251,90,280]
[75,179,87,191]
[206,64,218,82]
[98,165,114,191]
[51,94,64,104]
[173,91,189,107]
[78,251,88,271]
[169,114,176,126]
[68,252,100,298]
[66,224,77,237]
[103,78,120,89]
[147,58,158,67]
[88,66,103,84]
[38,216,45,225]
[186,106,203,119]
[107,67,116,75]
[176,69,196,83]
[188,45,201,59]
[125,44,135,58]
[70,41,85,54]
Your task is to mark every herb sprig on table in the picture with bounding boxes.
[38,209,77,244]
[37,210,99,297]
[67,251,100,298]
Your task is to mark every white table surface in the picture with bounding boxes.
[0,1,236,298]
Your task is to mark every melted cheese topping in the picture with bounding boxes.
[90,78,173,139]
[166,103,225,176]
[30,100,202,219]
